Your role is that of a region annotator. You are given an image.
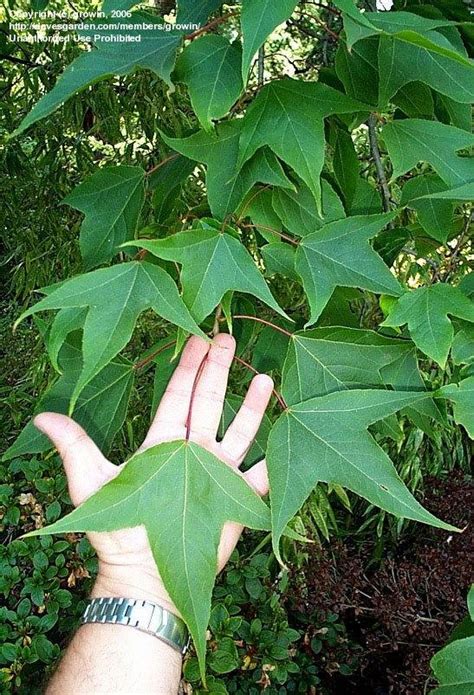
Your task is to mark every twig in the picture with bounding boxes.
[257,46,265,87]
[241,223,299,246]
[367,114,392,214]
[0,54,41,67]
[233,355,288,410]
[133,340,176,370]
[145,152,179,177]
[441,210,473,282]
[186,12,237,41]
[185,355,207,440]
[212,304,222,336]
[230,314,293,338]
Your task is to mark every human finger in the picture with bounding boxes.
[219,374,274,466]
[142,336,210,447]
[187,333,236,441]
[33,412,116,506]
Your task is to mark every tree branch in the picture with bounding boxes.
[367,114,392,214]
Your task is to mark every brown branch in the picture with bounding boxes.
[145,152,179,178]
[212,304,222,336]
[241,223,299,246]
[186,11,237,41]
[231,314,293,338]
[233,355,288,410]
[441,210,473,283]
[133,340,176,370]
[367,114,392,214]
[185,354,207,440]
[235,185,271,223]
[0,53,40,67]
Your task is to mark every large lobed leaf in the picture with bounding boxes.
[3,342,134,461]
[127,220,287,323]
[161,121,294,218]
[24,440,271,679]
[174,35,243,130]
[236,79,369,210]
[15,262,205,411]
[281,326,440,408]
[295,213,402,325]
[12,14,182,137]
[382,120,474,188]
[439,377,474,439]
[382,284,474,368]
[240,0,298,80]
[63,165,145,270]
[267,389,458,562]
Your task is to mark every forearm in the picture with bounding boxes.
[46,573,182,695]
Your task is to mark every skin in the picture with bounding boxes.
[36,333,274,694]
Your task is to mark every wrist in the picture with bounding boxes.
[92,562,180,618]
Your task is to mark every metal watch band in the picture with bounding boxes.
[81,597,189,655]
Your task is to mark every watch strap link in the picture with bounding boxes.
[81,597,189,655]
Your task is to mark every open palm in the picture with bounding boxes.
[34,334,273,614]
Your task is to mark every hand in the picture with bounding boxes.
[34,334,273,617]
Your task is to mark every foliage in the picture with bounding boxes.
[1,0,473,687]
[430,586,474,694]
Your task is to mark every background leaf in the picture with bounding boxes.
[175,36,243,130]
[63,166,145,269]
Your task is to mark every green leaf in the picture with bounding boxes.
[281,327,431,406]
[252,324,290,373]
[47,307,88,372]
[392,81,434,119]
[349,177,383,216]
[241,187,283,243]
[102,0,137,11]
[373,226,411,268]
[240,0,298,80]
[272,177,345,238]
[430,637,474,694]
[208,636,239,674]
[335,38,379,107]
[281,326,443,433]
[25,440,271,678]
[127,220,286,323]
[333,127,359,208]
[377,32,474,106]
[237,79,369,210]
[382,284,474,368]
[175,36,243,130]
[332,0,376,34]
[295,213,402,325]
[15,262,205,409]
[469,586,474,622]
[63,166,145,270]
[12,14,182,137]
[150,155,195,223]
[413,181,474,202]
[176,0,223,24]
[439,377,474,439]
[161,121,293,218]
[400,175,453,244]
[3,343,134,460]
[382,119,474,187]
[267,389,457,561]
[262,243,298,281]
[452,321,474,366]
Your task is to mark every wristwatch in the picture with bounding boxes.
[81,597,189,655]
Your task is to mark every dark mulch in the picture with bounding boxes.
[287,472,473,694]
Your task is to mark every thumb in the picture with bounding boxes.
[34,412,117,507]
